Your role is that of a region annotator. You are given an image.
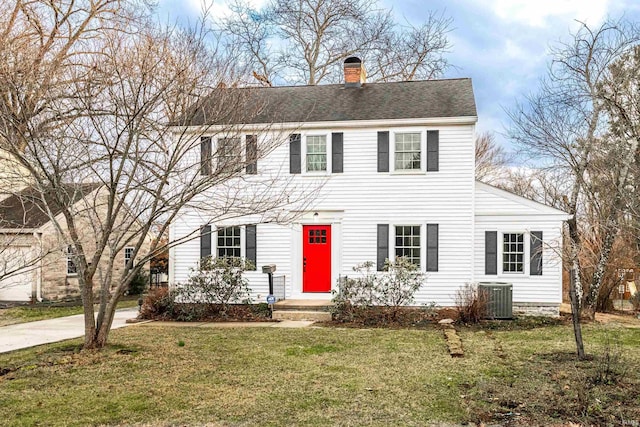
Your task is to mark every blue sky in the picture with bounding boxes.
[156,0,640,151]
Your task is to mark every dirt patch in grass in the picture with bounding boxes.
[321,305,458,328]
[460,328,640,426]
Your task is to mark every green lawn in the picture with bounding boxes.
[0,322,639,426]
[0,299,140,327]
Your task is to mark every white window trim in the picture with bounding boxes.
[301,132,331,176]
[66,246,77,277]
[124,246,135,270]
[389,128,427,175]
[389,224,424,271]
[499,231,528,276]
[214,225,246,259]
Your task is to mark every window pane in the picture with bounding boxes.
[217,226,241,258]
[394,133,421,170]
[218,138,242,173]
[395,225,421,266]
[502,233,524,273]
[306,135,327,172]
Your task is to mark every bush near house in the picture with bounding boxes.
[455,283,488,324]
[139,257,271,322]
[330,258,447,325]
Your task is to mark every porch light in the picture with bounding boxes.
[313,212,319,223]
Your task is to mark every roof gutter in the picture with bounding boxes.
[172,115,478,135]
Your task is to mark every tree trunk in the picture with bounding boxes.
[583,215,619,320]
[569,265,586,359]
[80,275,97,349]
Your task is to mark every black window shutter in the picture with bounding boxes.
[246,225,257,270]
[427,130,439,172]
[426,224,438,272]
[377,131,389,172]
[377,224,389,271]
[246,135,257,174]
[200,137,212,176]
[289,134,301,174]
[530,231,543,276]
[200,225,211,259]
[332,132,343,173]
[485,231,497,275]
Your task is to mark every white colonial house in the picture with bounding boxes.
[169,58,570,316]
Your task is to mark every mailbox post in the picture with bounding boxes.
[262,264,277,306]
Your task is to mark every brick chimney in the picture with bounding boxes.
[344,57,366,88]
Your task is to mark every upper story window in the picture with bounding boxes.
[124,247,134,270]
[503,233,524,273]
[306,135,327,172]
[218,137,242,173]
[217,226,241,258]
[66,246,77,276]
[394,132,421,171]
[395,225,421,267]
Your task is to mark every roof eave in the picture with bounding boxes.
[172,115,478,135]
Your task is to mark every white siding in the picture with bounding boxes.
[170,124,567,307]
[473,183,568,305]
[171,124,476,305]
[473,219,563,305]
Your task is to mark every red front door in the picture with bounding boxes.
[302,225,331,292]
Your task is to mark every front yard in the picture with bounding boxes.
[0,321,639,426]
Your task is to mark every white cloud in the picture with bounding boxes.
[488,0,610,27]
[183,0,267,19]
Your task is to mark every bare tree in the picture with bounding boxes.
[219,0,451,86]
[508,19,640,357]
[365,12,453,82]
[0,0,313,349]
[474,131,509,183]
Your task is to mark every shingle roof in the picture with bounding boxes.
[0,183,102,229]
[184,78,476,126]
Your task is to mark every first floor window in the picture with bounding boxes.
[395,225,421,266]
[394,132,421,170]
[124,247,134,270]
[66,246,77,275]
[306,135,327,172]
[503,233,524,273]
[217,226,241,258]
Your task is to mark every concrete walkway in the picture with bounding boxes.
[0,307,141,354]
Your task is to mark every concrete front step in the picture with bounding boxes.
[273,299,332,312]
[272,310,332,322]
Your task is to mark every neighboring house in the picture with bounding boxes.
[0,148,31,198]
[169,57,571,316]
[0,184,149,302]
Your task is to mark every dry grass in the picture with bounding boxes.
[0,322,639,426]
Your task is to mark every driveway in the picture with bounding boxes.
[0,307,140,353]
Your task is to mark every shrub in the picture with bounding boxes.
[332,257,425,322]
[455,283,487,324]
[377,257,424,308]
[127,270,149,295]
[180,256,254,314]
[139,287,176,319]
[590,335,627,386]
